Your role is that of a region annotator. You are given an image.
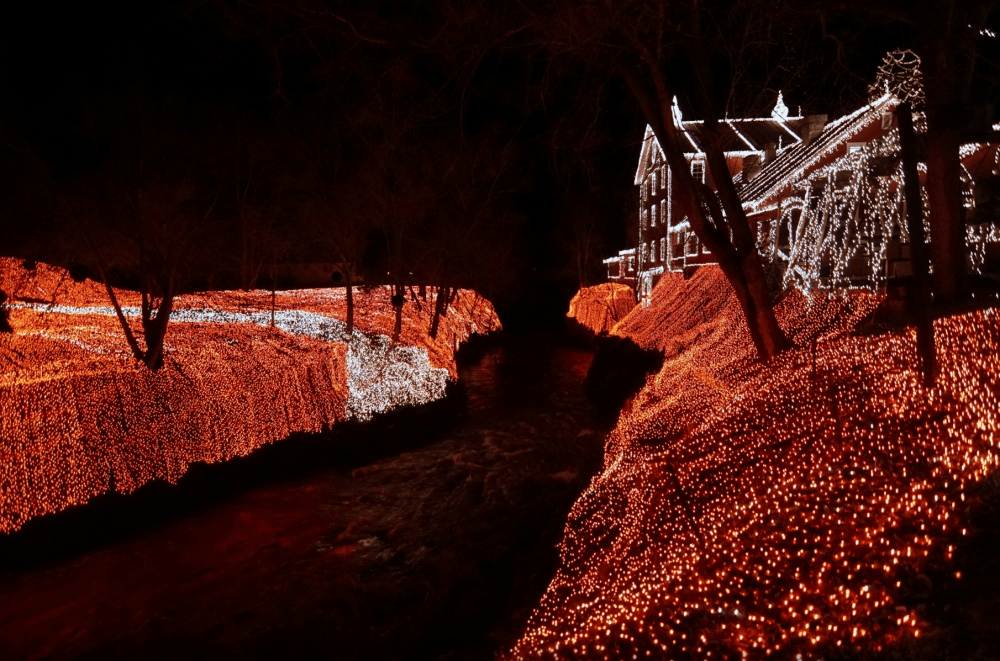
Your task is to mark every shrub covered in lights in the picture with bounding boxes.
[0,259,500,533]
[567,283,637,335]
[512,267,1000,658]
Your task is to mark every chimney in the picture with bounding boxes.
[743,154,761,182]
[800,114,828,145]
[764,143,778,165]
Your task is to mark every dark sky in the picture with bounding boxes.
[1,1,969,326]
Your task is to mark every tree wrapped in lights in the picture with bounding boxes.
[773,49,995,308]
[869,49,925,113]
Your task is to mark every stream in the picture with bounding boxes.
[0,333,612,660]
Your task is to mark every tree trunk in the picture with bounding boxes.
[925,127,966,302]
[270,273,276,328]
[344,267,354,335]
[653,112,788,360]
[614,50,789,362]
[429,284,448,339]
[919,1,966,304]
[897,102,937,385]
[681,21,791,360]
[142,283,174,372]
[391,284,404,343]
[701,121,791,359]
[99,269,146,364]
[0,290,11,333]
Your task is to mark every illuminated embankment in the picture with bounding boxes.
[566,283,636,335]
[513,267,1000,659]
[0,259,500,533]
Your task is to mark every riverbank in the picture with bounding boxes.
[513,267,1000,659]
[0,258,500,533]
[0,333,609,661]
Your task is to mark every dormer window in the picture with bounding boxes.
[847,142,866,154]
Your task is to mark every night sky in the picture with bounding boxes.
[0,1,948,328]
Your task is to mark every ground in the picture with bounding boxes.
[512,267,1000,659]
[0,258,500,533]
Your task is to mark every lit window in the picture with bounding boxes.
[691,161,705,184]
[651,170,658,191]
[661,237,666,261]
[660,166,667,189]
[848,142,866,154]
[651,204,657,227]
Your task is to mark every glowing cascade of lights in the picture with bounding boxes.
[13,303,451,422]
[771,109,996,294]
[567,283,637,334]
[0,259,501,532]
[511,266,1000,659]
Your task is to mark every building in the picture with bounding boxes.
[608,83,1000,303]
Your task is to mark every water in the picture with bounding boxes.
[0,333,610,660]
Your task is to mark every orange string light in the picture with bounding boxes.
[567,283,637,335]
[512,266,999,659]
[0,259,500,533]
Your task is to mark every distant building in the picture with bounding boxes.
[602,248,637,288]
[609,82,1000,304]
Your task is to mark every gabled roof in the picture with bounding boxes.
[634,126,661,185]
[682,117,804,155]
[634,93,805,184]
[738,93,896,210]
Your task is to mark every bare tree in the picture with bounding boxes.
[518,0,791,359]
[63,89,226,371]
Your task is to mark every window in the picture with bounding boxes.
[651,240,657,263]
[847,142,866,154]
[686,233,698,256]
[660,200,667,227]
[651,204,657,227]
[651,170,657,191]
[642,209,649,229]
[691,161,705,184]
[661,237,667,262]
[660,166,667,189]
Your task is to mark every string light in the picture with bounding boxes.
[0,259,500,533]
[567,283,638,334]
[623,51,1000,300]
[511,266,1000,659]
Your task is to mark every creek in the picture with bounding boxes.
[0,332,614,660]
